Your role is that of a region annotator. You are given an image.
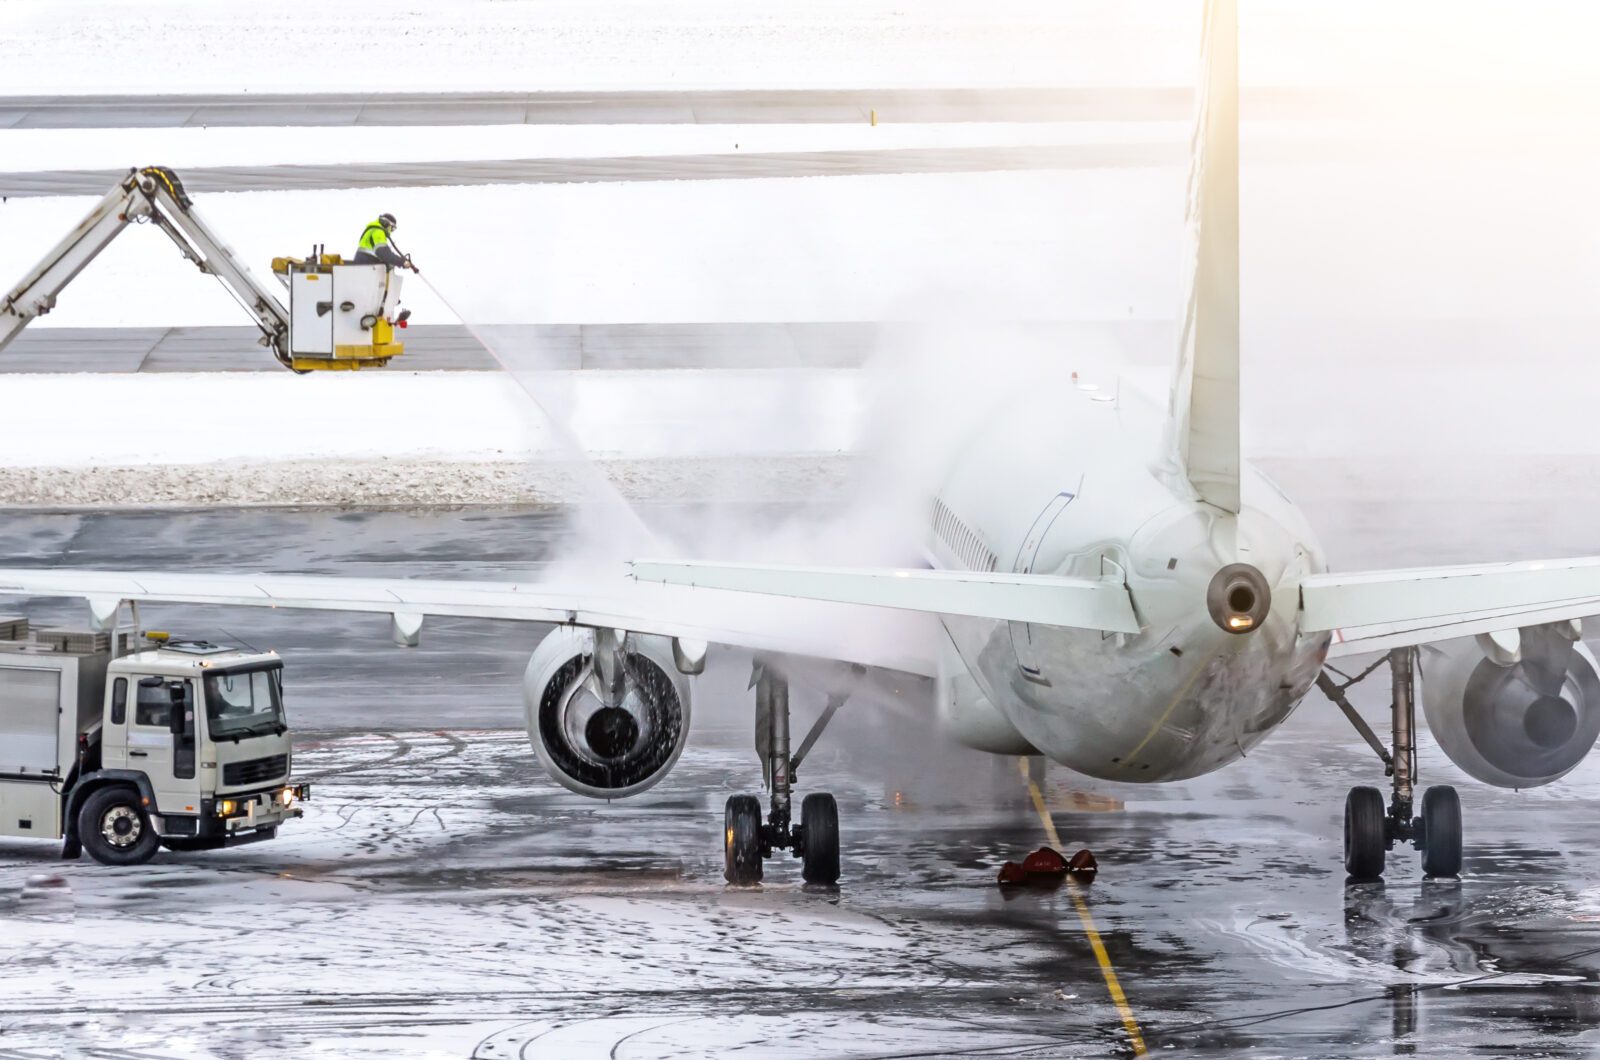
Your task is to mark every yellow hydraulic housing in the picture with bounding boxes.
[270,254,407,372]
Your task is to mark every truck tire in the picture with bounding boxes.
[78,786,160,866]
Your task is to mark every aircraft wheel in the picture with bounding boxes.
[800,792,840,885]
[724,794,763,885]
[1419,785,1462,878]
[1344,785,1387,881]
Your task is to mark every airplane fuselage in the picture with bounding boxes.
[931,377,1332,782]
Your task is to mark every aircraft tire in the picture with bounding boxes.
[1419,785,1462,878]
[1343,785,1386,881]
[724,794,763,884]
[801,792,840,885]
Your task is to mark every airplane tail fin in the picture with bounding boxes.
[1162,0,1241,514]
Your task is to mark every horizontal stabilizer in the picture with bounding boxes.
[1301,557,1600,656]
[629,560,1141,633]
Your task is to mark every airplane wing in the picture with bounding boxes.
[0,566,943,677]
[0,560,1143,678]
[1300,557,1600,657]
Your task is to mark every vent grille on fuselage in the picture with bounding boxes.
[931,497,998,573]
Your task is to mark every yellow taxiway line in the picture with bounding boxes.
[1020,758,1149,1057]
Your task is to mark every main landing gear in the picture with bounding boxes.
[724,663,845,886]
[1318,648,1462,881]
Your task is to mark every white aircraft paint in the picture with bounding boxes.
[5,0,1600,806]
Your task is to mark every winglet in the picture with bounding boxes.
[1162,0,1241,514]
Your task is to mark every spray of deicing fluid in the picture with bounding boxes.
[415,272,660,558]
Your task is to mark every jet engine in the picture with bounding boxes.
[523,627,692,798]
[1420,621,1600,788]
[937,643,1040,755]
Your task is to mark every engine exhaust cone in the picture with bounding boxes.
[585,706,640,759]
[1524,695,1580,749]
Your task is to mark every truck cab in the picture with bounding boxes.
[0,622,308,865]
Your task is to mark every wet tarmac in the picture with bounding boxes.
[0,321,1172,375]
[3,507,1600,1058]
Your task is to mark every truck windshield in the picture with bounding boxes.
[204,666,285,739]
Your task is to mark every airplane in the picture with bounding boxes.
[5,0,1599,887]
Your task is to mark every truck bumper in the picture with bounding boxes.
[161,782,309,844]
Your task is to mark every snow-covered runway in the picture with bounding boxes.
[8,719,1600,1058]
[5,506,1600,1056]
[0,729,1076,1058]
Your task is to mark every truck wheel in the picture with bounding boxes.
[78,787,160,866]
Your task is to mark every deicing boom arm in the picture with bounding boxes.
[0,167,292,367]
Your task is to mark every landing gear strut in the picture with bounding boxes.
[723,664,844,885]
[1319,648,1462,880]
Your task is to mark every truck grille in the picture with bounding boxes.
[223,754,288,786]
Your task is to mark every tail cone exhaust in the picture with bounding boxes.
[1207,563,1270,635]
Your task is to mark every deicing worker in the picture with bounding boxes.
[353,213,417,272]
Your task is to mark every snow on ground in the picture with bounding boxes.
[2,122,1175,173]
[0,1,1180,95]
[0,369,863,506]
[0,455,858,508]
[8,712,1600,1056]
[2,134,1593,333]
[0,157,1592,509]
[3,351,1599,508]
[0,731,1046,1059]
[0,169,1184,329]
[2,1,1595,96]
[0,370,861,466]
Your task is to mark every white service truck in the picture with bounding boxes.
[0,620,308,865]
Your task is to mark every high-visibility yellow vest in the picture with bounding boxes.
[358,221,390,252]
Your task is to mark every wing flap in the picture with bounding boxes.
[628,560,1142,633]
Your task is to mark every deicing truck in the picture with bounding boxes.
[0,620,308,865]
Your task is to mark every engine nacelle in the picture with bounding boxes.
[523,627,692,799]
[1421,622,1600,789]
[937,643,1040,756]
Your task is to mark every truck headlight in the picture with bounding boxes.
[279,787,296,807]
[216,799,237,817]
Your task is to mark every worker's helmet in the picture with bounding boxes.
[378,212,397,231]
